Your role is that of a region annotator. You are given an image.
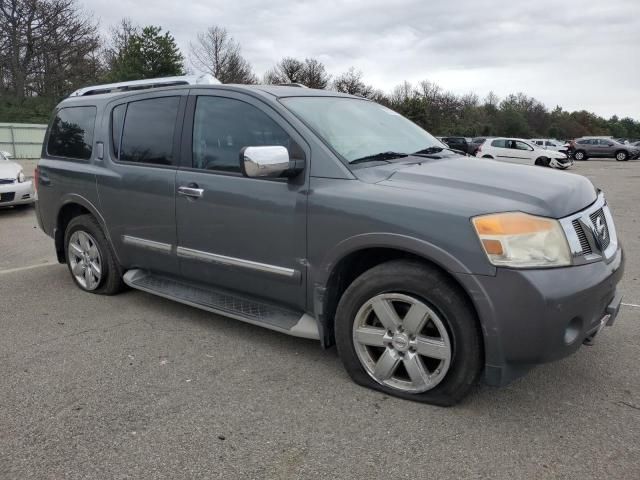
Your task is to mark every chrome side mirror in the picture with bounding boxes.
[240,146,304,178]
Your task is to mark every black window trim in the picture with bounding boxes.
[45,105,98,162]
[108,94,187,170]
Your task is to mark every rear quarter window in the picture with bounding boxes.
[47,106,97,160]
[491,139,507,148]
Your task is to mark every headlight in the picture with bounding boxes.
[17,171,25,183]
[472,212,571,268]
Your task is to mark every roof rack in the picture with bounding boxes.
[69,74,221,97]
[275,83,308,88]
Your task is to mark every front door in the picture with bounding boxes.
[175,91,308,310]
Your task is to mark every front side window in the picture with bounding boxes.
[47,106,96,160]
[119,97,180,165]
[281,97,442,163]
[192,96,292,172]
[515,141,531,150]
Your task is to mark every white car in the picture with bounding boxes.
[476,138,573,169]
[0,151,36,207]
[529,138,567,152]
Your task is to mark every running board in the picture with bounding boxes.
[123,269,319,340]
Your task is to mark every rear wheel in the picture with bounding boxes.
[482,155,493,159]
[615,150,629,161]
[64,214,125,295]
[335,260,483,406]
[573,150,587,161]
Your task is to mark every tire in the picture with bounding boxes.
[482,155,493,159]
[573,150,587,161]
[64,214,125,295]
[535,157,550,167]
[615,150,629,161]
[335,260,483,406]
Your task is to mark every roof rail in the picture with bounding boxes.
[69,74,221,97]
[275,83,308,88]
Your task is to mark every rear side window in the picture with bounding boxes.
[118,97,180,165]
[491,139,506,148]
[47,106,96,160]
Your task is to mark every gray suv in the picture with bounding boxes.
[570,137,640,161]
[36,77,624,405]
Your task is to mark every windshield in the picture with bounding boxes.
[280,97,444,163]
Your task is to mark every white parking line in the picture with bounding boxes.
[622,302,640,308]
[0,262,57,275]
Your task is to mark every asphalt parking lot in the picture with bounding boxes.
[1,159,639,479]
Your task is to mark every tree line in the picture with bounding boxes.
[1,0,638,140]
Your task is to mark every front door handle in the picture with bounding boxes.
[177,185,204,198]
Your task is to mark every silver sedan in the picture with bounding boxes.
[0,151,36,207]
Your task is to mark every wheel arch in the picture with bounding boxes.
[313,234,495,363]
[54,194,117,264]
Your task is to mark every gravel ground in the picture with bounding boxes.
[0,159,639,479]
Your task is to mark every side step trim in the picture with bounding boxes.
[123,269,319,340]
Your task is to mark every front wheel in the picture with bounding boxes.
[573,150,587,161]
[535,156,550,167]
[615,151,629,161]
[64,214,125,295]
[335,260,483,406]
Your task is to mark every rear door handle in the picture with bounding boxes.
[177,185,204,198]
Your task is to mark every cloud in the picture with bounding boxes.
[83,0,640,118]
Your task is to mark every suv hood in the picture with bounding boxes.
[364,156,597,219]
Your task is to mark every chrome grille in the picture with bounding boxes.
[572,219,592,255]
[589,208,610,250]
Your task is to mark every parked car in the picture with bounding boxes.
[0,150,36,207]
[569,137,640,161]
[36,76,624,406]
[470,137,490,155]
[529,138,568,153]
[476,138,573,169]
[440,136,474,155]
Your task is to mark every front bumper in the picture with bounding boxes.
[473,246,624,386]
[0,180,36,206]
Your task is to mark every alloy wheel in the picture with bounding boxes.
[68,230,102,291]
[352,293,452,393]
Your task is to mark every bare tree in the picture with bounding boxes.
[332,67,373,97]
[264,57,330,88]
[0,0,101,99]
[189,26,257,84]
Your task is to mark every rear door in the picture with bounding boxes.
[174,91,309,310]
[97,91,186,274]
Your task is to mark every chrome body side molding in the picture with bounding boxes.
[122,235,172,254]
[176,246,298,279]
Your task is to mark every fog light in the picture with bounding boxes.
[564,317,582,345]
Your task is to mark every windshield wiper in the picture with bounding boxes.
[412,146,461,156]
[349,151,408,164]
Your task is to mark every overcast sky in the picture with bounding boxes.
[82,0,639,119]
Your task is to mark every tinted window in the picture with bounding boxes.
[47,106,96,160]
[491,139,507,148]
[192,96,291,172]
[515,141,531,150]
[119,97,180,165]
[111,103,126,158]
[577,139,589,145]
[599,139,613,146]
